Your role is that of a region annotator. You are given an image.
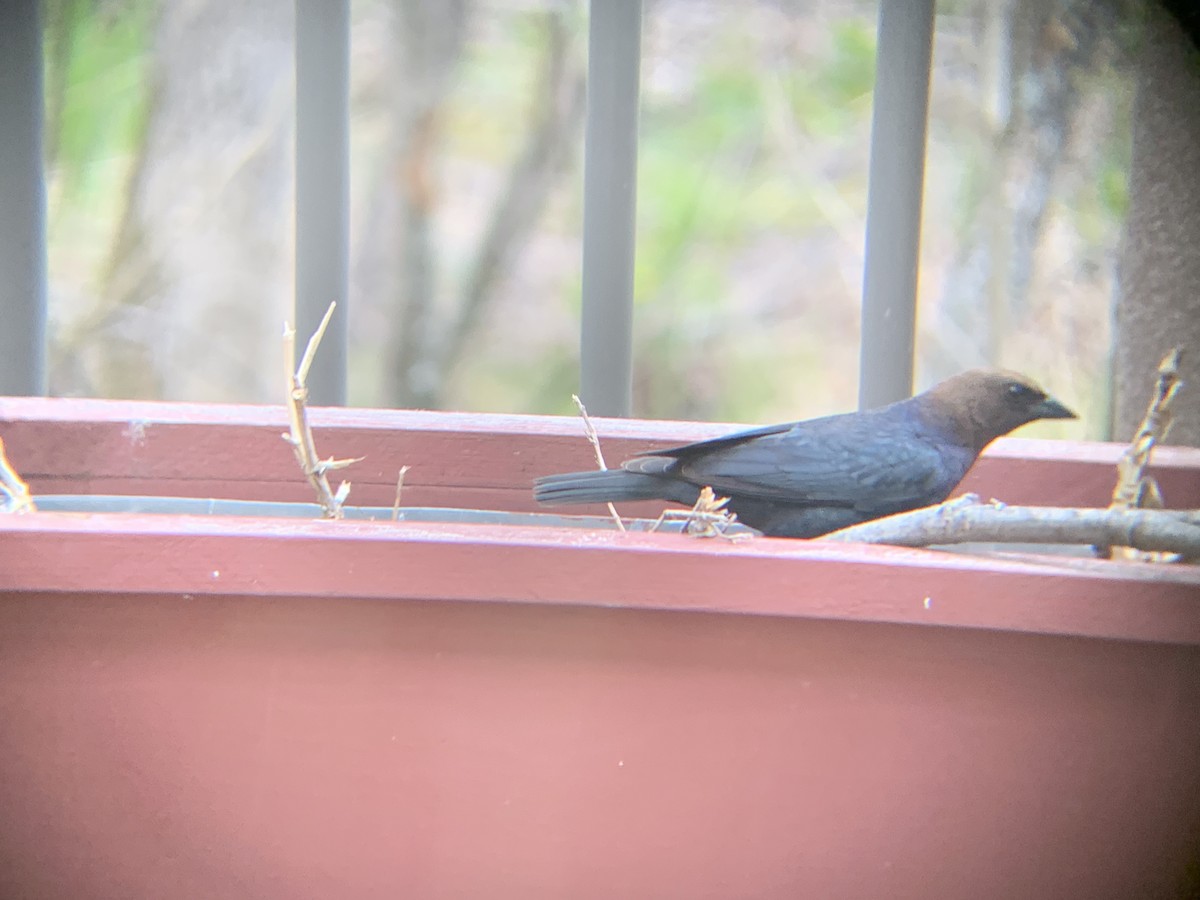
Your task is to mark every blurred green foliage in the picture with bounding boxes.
[45,0,156,209]
[635,19,876,311]
[797,20,876,131]
[43,0,1135,435]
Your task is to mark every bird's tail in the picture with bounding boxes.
[533,468,696,507]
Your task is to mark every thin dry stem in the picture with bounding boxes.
[392,465,411,522]
[1103,347,1185,561]
[298,301,338,385]
[650,486,748,540]
[0,435,36,513]
[571,394,626,532]
[283,302,356,519]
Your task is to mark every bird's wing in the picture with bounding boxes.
[631,422,797,464]
[672,420,948,509]
[622,422,796,478]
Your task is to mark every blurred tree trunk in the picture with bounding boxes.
[926,0,1121,382]
[377,1,585,409]
[56,0,294,402]
[385,0,470,408]
[1113,6,1200,445]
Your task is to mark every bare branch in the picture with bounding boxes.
[297,301,338,386]
[572,393,625,532]
[821,494,1200,560]
[283,302,354,518]
[1103,347,1184,560]
[315,454,366,474]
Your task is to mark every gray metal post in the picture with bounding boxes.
[858,0,935,409]
[580,0,642,418]
[0,0,47,396]
[295,0,350,405]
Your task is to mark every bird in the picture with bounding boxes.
[533,369,1076,538]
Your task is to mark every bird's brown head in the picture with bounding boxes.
[921,369,1076,452]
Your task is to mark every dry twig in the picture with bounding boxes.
[392,466,411,522]
[282,302,364,519]
[571,394,625,532]
[1101,348,1185,561]
[650,486,748,540]
[821,493,1200,560]
[0,435,36,514]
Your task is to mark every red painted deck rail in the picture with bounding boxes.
[1,393,1198,646]
[2,397,1200,898]
[1,512,1198,645]
[3,395,1200,512]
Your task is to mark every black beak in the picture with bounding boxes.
[1032,396,1077,420]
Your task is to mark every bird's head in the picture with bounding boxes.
[922,369,1076,451]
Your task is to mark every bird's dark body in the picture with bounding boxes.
[533,369,1075,538]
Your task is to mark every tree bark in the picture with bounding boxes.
[1114,6,1200,445]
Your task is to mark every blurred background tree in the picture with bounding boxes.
[41,0,1182,442]
[1114,2,1200,445]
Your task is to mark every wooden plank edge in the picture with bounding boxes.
[2,512,1198,646]
[3,395,1198,467]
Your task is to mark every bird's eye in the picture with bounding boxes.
[1006,382,1037,401]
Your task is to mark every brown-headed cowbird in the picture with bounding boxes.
[533,369,1076,538]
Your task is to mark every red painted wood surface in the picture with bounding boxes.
[2,513,1199,645]
[2,397,1200,898]
[3,396,1200,514]
[1,588,1198,899]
